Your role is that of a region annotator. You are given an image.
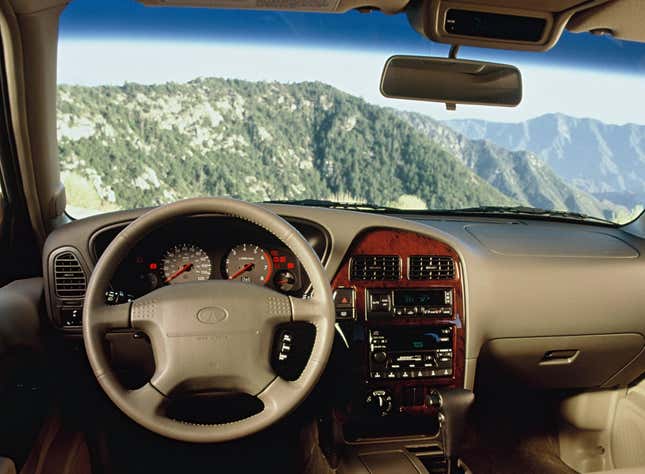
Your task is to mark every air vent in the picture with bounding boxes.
[350,255,400,281]
[409,256,455,280]
[54,251,86,298]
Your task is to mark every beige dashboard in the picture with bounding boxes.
[42,204,645,393]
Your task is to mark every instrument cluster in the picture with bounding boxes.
[91,216,321,300]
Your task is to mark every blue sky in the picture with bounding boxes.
[57,0,645,124]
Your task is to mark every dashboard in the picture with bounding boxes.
[42,203,645,438]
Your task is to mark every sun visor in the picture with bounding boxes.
[136,0,408,14]
[567,0,645,44]
[406,0,614,52]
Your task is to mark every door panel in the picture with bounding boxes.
[0,278,49,468]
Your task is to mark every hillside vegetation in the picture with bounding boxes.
[57,78,629,220]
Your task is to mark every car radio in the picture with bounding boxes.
[369,326,454,380]
[366,288,453,319]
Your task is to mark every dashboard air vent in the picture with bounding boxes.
[350,255,400,281]
[54,251,86,298]
[409,256,455,280]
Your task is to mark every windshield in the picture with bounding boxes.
[57,0,645,223]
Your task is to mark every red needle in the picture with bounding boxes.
[164,263,193,284]
[228,263,254,280]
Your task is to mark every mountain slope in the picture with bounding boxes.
[446,113,645,200]
[57,78,515,213]
[399,112,622,219]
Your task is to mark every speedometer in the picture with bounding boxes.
[224,244,272,286]
[161,244,211,285]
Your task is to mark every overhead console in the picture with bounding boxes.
[331,228,465,440]
[407,0,613,51]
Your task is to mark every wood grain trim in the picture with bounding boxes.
[331,228,466,413]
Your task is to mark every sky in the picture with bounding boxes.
[57,0,645,125]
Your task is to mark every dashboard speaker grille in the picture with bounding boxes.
[350,255,400,281]
[409,256,455,280]
[54,251,86,298]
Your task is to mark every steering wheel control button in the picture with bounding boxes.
[271,323,316,381]
[277,331,293,362]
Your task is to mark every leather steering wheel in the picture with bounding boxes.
[82,198,335,443]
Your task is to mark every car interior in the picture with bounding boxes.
[0,0,644,473]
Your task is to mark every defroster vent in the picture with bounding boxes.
[350,255,400,281]
[54,251,86,298]
[409,256,455,280]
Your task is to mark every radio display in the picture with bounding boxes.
[373,327,452,352]
[393,289,448,307]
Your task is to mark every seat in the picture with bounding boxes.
[0,458,16,474]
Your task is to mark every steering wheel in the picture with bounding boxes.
[82,198,335,443]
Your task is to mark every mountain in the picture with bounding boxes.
[398,111,620,219]
[57,78,516,214]
[445,114,645,205]
[57,79,629,221]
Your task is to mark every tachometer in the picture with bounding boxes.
[161,244,211,285]
[224,244,272,286]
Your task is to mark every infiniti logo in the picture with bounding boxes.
[196,306,229,324]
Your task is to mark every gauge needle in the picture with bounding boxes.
[228,263,254,280]
[164,263,193,284]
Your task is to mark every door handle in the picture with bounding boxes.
[540,349,580,365]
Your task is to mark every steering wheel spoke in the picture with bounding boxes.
[90,302,132,330]
[122,382,167,418]
[289,296,326,324]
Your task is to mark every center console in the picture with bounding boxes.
[331,228,468,473]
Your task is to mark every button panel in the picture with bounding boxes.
[334,287,356,320]
[368,326,454,380]
[60,307,83,327]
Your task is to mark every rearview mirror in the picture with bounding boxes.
[380,55,522,109]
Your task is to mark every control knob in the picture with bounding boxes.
[365,389,393,417]
[372,351,387,364]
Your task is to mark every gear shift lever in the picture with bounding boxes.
[426,389,474,470]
